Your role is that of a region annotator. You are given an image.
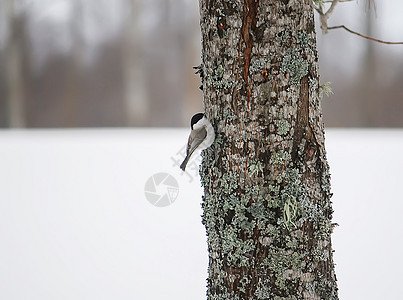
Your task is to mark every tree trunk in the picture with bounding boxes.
[62,0,83,127]
[198,1,338,299]
[123,0,149,126]
[5,0,28,128]
[359,6,377,126]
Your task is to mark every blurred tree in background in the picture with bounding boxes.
[0,0,402,128]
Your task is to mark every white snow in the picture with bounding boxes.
[0,128,402,300]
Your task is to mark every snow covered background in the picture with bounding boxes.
[0,128,402,300]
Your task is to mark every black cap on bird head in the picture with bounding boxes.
[190,113,204,129]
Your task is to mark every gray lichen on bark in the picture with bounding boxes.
[198,0,338,299]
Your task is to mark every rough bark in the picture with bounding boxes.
[198,0,338,299]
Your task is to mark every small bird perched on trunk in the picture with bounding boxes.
[180,113,215,171]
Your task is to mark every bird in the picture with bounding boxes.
[180,113,215,171]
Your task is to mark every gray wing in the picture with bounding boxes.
[186,126,207,157]
[180,127,207,171]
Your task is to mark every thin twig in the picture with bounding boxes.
[314,6,323,16]
[316,0,403,45]
[327,25,403,45]
[324,0,340,19]
[317,0,340,33]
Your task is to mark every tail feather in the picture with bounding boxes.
[180,155,190,171]
[180,145,199,171]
